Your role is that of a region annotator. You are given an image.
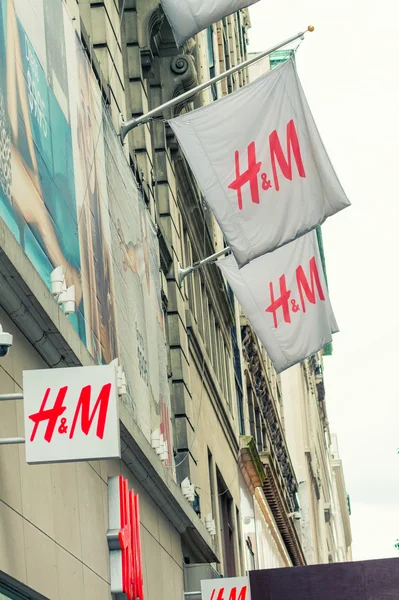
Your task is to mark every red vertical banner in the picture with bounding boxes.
[109,476,144,600]
[133,493,144,600]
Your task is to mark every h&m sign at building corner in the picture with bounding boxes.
[23,364,120,464]
[201,576,250,600]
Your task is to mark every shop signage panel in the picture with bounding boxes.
[201,576,251,600]
[23,364,120,463]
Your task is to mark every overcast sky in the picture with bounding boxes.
[248,0,399,561]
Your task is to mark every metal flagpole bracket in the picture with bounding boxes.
[177,246,231,287]
[0,393,23,402]
[120,26,315,142]
[0,437,25,446]
[0,393,25,445]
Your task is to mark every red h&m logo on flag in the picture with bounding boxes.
[265,256,325,328]
[108,476,144,600]
[23,365,121,464]
[228,119,306,210]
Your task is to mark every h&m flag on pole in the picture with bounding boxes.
[160,0,260,47]
[217,231,338,373]
[170,57,350,267]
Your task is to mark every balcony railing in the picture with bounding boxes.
[241,323,298,513]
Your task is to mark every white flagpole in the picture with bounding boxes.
[177,246,231,287]
[120,26,314,141]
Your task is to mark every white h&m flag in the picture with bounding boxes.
[160,0,260,47]
[217,231,338,373]
[170,58,350,267]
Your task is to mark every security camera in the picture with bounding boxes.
[0,325,13,357]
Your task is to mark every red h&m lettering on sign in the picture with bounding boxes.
[210,586,247,600]
[265,256,325,329]
[29,383,112,443]
[23,365,120,464]
[108,476,144,600]
[118,477,144,600]
[201,578,250,600]
[29,386,68,443]
[69,384,111,440]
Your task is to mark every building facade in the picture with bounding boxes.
[0,1,351,599]
[280,355,352,565]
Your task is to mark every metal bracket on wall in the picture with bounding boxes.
[0,393,25,445]
[120,26,315,141]
[177,246,231,287]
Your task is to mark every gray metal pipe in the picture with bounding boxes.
[177,246,231,287]
[0,393,23,401]
[120,26,314,141]
[0,437,25,445]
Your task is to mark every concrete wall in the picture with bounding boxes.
[0,308,183,600]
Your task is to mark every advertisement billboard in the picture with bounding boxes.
[0,0,173,468]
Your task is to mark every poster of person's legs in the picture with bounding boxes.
[66,12,118,365]
[0,0,84,341]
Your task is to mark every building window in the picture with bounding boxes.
[247,386,256,440]
[217,471,236,577]
[231,315,244,433]
[262,425,267,451]
[193,271,203,336]
[186,263,233,410]
[236,382,244,435]
[201,281,212,353]
[207,449,219,555]
[236,507,244,574]
[206,26,217,100]
[255,407,262,453]
[183,229,194,304]
[246,537,256,571]
[0,585,30,599]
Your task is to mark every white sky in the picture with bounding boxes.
[248,0,399,561]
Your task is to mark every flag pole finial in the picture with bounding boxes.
[308,25,315,32]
